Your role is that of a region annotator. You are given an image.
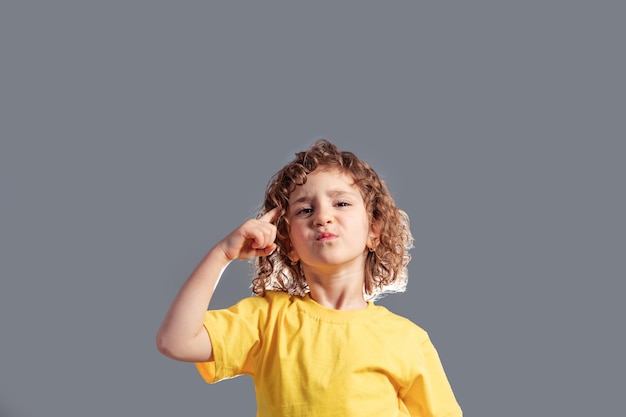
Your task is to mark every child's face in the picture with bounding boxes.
[286,168,377,274]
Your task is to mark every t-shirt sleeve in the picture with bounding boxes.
[401,335,462,417]
[195,296,267,383]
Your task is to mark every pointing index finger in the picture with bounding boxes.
[259,207,280,224]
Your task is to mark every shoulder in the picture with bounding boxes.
[370,305,431,340]
[231,290,292,304]
[228,290,300,313]
[263,290,296,302]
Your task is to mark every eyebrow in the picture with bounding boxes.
[290,190,357,205]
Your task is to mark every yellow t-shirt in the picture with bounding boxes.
[196,291,462,417]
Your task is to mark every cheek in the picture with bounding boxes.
[288,227,305,246]
[289,230,304,245]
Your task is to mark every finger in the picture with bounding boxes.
[259,242,277,256]
[248,225,276,249]
[259,207,280,224]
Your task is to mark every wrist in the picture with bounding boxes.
[207,243,234,267]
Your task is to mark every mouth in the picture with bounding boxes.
[316,232,337,241]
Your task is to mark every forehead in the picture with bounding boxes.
[288,169,360,200]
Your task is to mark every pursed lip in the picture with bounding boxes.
[316,231,337,241]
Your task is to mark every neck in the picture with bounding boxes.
[304,266,368,310]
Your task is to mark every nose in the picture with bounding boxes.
[313,207,333,226]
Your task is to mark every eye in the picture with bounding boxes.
[336,201,351,207]
[295,207,313,216]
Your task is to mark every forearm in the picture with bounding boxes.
[157,209,278,361]
[156,245,230,361]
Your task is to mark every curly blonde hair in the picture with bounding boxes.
[252,139,413,301]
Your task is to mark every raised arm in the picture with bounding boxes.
[156,208,278,362]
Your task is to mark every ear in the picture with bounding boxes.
[288,249,300,264]
[367,220,381,250]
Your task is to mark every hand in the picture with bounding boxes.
[217,207,279,261]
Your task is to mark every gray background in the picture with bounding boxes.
[1,1,624,416]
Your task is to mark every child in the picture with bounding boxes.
[157,139,462,417]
